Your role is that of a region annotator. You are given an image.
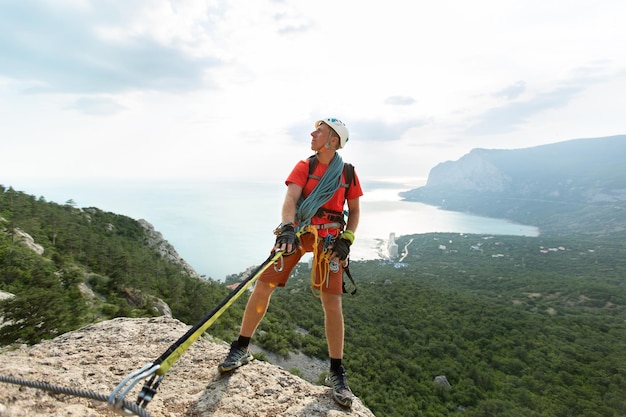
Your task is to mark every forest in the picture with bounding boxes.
[1,184,625,416]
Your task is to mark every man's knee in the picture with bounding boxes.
[321,292,343,314]
[253,280,277,297]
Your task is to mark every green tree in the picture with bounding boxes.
[0,267,86,344]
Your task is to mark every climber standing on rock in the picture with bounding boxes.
[217,117,363,408]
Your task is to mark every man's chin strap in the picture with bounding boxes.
[322,128,339,151]
[318,140,338,152]
[316,145,335,154]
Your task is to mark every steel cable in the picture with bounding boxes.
[0,375,154,417]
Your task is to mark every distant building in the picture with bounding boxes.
[387,233,398,258]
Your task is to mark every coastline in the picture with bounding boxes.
[1,177,539,280]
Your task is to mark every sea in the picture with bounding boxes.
[5,177,539,280]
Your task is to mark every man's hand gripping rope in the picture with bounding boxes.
[273,222,300,256]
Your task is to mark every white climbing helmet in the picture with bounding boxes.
[315,117,349,149]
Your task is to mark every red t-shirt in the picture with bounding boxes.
[285,157,363,233]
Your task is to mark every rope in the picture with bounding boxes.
[299,225,341,298]
[293,153,344,296]
[0,374,154,417]
[304,226,324,298]
[154,250,284,376]
[295,153,343,229]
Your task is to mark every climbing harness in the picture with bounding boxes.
[309,227,357,297]
[297,154,358,297]
[342,261,357,295]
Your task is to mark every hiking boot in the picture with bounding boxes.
[217,341,254,374]
[324,365,354,408]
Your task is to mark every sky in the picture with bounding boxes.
[1,0,626,187]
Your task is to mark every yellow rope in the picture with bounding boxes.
[302,225,334,298]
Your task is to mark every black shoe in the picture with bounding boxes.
[324,365,354,408]
[217,341,254,374]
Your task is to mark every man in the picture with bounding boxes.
[217,117,363,408]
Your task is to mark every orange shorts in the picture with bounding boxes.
[258,232,344,294]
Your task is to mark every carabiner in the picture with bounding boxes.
[273,254,284,272]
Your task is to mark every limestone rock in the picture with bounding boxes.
[13,227,45,256]
[426,149,510,192]
[0,317,375,417]
[138,219,200,279]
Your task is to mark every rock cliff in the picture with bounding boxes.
[401,135,626,235]
[0,317,375,417]
[407,135,626,201]
[425,148,511,192]
[138,219,200,279]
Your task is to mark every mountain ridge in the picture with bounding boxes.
[400,134,626,235]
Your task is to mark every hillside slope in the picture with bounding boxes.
[401,135,626,235]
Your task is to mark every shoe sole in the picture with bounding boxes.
[332,393,353,408]
[325,378,353,408]
[217,354,254,374]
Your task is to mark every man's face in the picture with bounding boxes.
[310,123,334,151]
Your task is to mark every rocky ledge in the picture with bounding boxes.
[0,316,375,417]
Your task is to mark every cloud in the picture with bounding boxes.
[385,96,416,106]
[349,119,428,142]
[465,63,619,136]
[494,81,526,100]
[0,1,220,94]
[67,97,126,116]
[466,85,585,135]
[273,11,315,35]
[1,0,625,183]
